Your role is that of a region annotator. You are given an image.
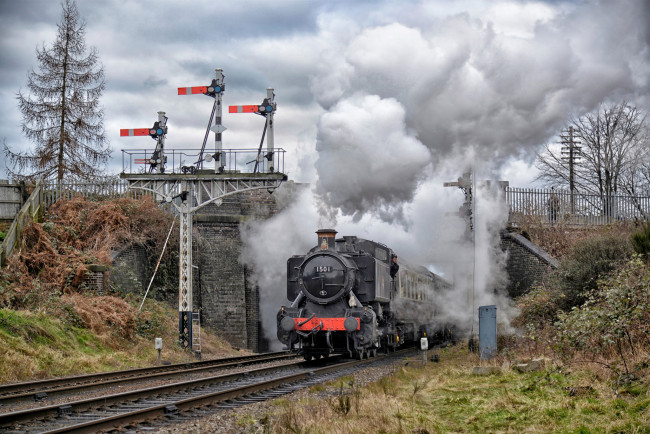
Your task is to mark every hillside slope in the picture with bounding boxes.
[0,196,244,383]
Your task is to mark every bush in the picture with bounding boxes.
[631,221,650,257]
[553,256,650,377]
[514,284,562,330]
[550,232,632,310]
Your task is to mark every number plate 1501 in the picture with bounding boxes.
[314,266,332,273]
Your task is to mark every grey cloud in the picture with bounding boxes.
[314,93,430,224]
[308,1,649,223]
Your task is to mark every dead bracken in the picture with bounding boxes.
[0,195,176,339]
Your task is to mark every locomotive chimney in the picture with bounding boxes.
[316,229,337,250]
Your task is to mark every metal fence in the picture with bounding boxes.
[43,178,151,208]
[0,181,44,266]
[506,187,650,226]
[121,148,286,175]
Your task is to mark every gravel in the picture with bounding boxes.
[153,354,412,433]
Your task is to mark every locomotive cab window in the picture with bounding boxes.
[375,247,388,262]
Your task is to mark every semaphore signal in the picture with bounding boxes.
[177,70,226,172]
[119,112,168,174]
[228,90,277,173]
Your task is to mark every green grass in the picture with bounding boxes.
[258,346,650,433]
[0,301,241,383]
[0,309,110,381]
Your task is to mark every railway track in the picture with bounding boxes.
[0,351,297,408]
[0,350,412,433]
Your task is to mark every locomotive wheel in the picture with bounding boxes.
[304,354,313,361]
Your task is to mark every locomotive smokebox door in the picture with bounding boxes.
[420,337,428,351]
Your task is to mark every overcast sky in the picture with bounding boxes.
[2,1,649,329]
[1,0,648,191]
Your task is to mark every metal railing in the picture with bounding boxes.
[506,187,650,226]
[0,181,44,266]
[43,178,150,208]
[121,148,286,175]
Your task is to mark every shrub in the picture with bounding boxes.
[631,221,650,257]
[550,232,632,311]
[554,256,650,377]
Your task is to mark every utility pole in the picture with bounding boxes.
[561,126,581,214]
[444,171,473,240]
[444,171,476,350]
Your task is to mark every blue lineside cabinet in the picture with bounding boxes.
[478,305,497,359]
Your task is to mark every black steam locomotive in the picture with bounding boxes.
[277,229,453,359]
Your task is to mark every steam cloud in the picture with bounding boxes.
[315,94,430,223]
[312,2,649,220]
[241,1,650,348]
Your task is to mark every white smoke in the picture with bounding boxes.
[240,1,649,347]
[315,94,431,224]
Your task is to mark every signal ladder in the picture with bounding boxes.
[192,312,201,357]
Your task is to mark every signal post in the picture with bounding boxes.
[120,69,286,352]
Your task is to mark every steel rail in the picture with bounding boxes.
[0,352,298,407]
[0,359,307,428]
[0,351,295,399]
[42,358,373,434]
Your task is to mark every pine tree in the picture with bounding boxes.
[4,0,109,183]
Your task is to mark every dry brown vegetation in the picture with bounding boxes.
[0,196,175,309]
[514,217,640,259]
[0,195,179,347]
[0,195,244,382]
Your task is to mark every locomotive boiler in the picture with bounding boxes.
[276,229,452,359]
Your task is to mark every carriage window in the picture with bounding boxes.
[375,247,388,261]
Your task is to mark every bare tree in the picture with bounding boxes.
[619,123,650,191]
[3,0,109,183]
[619,124,650,218]
[536,102,647,215]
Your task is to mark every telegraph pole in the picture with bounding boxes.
[561,126,581,214]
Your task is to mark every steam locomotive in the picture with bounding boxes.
[276,229,453,359]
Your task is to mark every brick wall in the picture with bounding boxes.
[500,231,558,298]
[110,244,148,296]
[195,189,279,351]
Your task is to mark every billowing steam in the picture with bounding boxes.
[315,94,430,224]
[240,1,649,348]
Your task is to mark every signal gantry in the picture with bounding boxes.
[119,68,287,353]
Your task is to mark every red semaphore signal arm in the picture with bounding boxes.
[120,128,150,137]
[229,105,259,113]
[229,100,275,114]
[178,86,208,95]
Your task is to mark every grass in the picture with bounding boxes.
[0,298,248,383]
[258,345,650,433]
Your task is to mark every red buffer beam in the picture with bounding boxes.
[120,128,150,137]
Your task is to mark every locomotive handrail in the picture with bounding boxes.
[297,313,316,327]
[296,320,323,337]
